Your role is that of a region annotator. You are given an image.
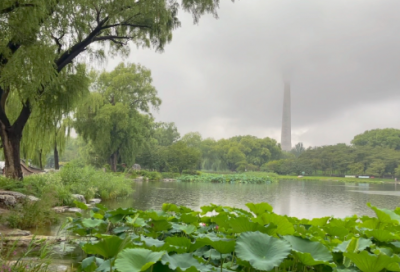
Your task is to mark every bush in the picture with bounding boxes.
[137,170,162,180]
[181,170,201,175]
[2,192,59,229]
[161,172,181,179]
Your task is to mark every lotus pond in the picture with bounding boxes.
[68,201,400,272]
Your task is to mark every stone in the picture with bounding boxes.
[0,195,16,206]
[66,207,82,213]
[53,206,68,213]
[27,195,39,201]
[88,198,101,204]
[0,190,26,200]
[71,194,86,204]
[7,229,31,236]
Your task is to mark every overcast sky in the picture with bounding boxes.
[106,0,400,148]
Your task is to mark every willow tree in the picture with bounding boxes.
[0,0,226,179]
[75,63,161,172]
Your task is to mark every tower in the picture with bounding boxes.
[281,82,292,151]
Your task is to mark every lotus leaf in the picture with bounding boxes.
[161,253,213,272]
[367,203,400,225]
[283,235,333,266]
[115,248,165,272]
[235,231,291,271]
[364,229,400,242]
[253,213,294,235]
[334,238,372,253]
[82,236,127,259]
[82,218,104,229]
[344,250,397,272]
[246,202,273,216]
[141,236,165,249]
[164,237,192,253]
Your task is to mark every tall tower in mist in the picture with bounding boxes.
[281,82,292,152]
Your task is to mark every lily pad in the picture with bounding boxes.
[235,231,291,271]
[115,248,165,272]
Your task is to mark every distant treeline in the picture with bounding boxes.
[58,126,400,178]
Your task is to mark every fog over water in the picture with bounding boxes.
[105,0,400,147]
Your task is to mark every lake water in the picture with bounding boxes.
[102,179,400,219]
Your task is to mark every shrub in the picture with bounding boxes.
[160,172,181,179]
[181,170,201,175]
[2,192,59,229]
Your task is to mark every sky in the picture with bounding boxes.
[105,0,400,148]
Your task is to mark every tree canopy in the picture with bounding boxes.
[74,63,160,172]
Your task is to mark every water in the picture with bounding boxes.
[102,179,400,219]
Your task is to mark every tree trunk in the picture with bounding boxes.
[0,125,23,179]
[109,152,118,172]
[38,149,43,169]
[54,141,59,170]
[0,101,31,180]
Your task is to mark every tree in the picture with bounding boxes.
[153,122,180,146]
[351,128,400,150]
[0,0,227,179]
[291,142,305,157]
[74,63,160,172]
[165,141,201,173]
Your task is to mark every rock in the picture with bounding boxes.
[0,195,16,206]
[88,198,101,204]
[66,207,82,213]
[53,206,68,213]
[7,229,31,236]
[27,195,39,201]
[71,194,86,204]
[0,190,26,200]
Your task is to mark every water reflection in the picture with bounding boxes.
[103,180,400,219]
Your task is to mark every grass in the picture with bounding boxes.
[200,171,394,183]
[276,175,394,183]
[0,162,134,206]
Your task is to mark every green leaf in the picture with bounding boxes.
[253,213,294,235]
[141,236,165,249]
[229,217,275,234]
[164,237,192,253]
[82,236,126,259]
[75,200,88,210]
[179,224,197,235]
[367,203,400,225]
[283,235,333,266]
[235,231,291,271]
[82,218,103,229]
[161,253,213,272]
[196,235,236,254]
[115,248,165,272]
[334,238,373,253]
[180,213,199,224]
[364,229,400,242]
[344,251,396,272]
[246,202,273,216]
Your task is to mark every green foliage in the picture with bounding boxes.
[352,128,400,150]
[3,193,59,229]
[0,237,54,272]
[67,202,400,272]
[177,173,277,183]
[0,163,133,207]
[137,170,162,181]
[160,172,181,179]
[74,63,160,172]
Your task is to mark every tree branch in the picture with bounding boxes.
[0,2,35,14]
[101,22,150,30]
[55,16,109,71]
[51,32,65,54]
[13,100,31,135]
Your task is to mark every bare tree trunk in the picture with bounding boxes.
[0,125,23,179]
[54,141,59,170]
